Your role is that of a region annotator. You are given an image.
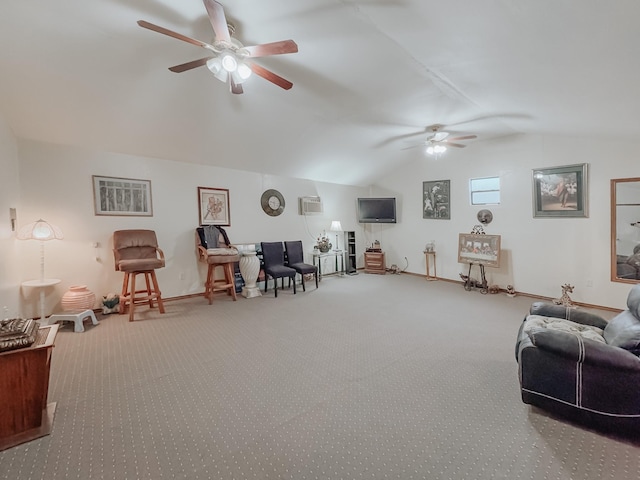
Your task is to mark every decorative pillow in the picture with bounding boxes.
[524,315,606,344]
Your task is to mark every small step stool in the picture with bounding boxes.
[42,309,99,333]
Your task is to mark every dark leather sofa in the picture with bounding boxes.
[515,284,640,434]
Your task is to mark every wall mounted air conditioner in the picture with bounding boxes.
[299,196,323,215]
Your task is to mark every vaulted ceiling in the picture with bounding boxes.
[1,1,639,186]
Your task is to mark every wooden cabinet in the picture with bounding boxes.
[0,325,58,451]
[364,251,386,274]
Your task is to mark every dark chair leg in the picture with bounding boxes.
[315,271,319,288]
[274,277,278,298]
[301,273,306,292]
[292,276,296,294]
[264,276,269,293]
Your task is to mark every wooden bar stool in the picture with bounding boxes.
[113,230,165,322]
[196,226,239,304]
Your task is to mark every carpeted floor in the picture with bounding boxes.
[0,273,637,479]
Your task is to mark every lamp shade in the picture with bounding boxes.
[17,219,63,241]
[330,220,343,232]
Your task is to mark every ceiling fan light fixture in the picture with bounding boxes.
[435,145,447,154]
[426,146,435,155]
[236,62,252,81]
[221,53,238,72]
[206,57,228,82]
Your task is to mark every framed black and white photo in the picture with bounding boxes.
[532,163,588,218]
[92,175,152,216]
[198,187,230,226]
[423,180,450,219]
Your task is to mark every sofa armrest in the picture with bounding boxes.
[529,329,640,371]
[529,302,608,329]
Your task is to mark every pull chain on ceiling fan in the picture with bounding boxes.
[137,0,298,94]
[402,124,478,155]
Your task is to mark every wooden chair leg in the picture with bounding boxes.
[301,273,306,292]
[128,272,137,322]
[205,265,214,304]
[149,271,165,313]
[223,263,237,301]
[144,272,154,308]
[119,273,130,315]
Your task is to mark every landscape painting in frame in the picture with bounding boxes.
[198,187,230,226]
[458,233,501,267]
[423,180,450,219]
[92,175,152,216]
[532,163,588,218]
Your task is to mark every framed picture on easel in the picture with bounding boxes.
[457,233,501,267]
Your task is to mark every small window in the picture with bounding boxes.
[470,176,500,205]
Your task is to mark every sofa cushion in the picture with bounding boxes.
[603,284,640,354]
[524,315,605,344]
[603,311,640,354]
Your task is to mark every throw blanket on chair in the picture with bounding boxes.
[203,225,221,248]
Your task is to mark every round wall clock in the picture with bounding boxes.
[261,189,285,216]
[477,209,493,225]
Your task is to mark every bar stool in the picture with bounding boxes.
[113,229,165,322]
[196,226,240,304]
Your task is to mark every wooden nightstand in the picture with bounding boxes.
[364,251,386,274]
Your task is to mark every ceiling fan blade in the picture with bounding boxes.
[138,20,214,50]
[168,57,212,73]
[248,62,293,90]
[446,135,477,142]
[230,77,243,95]
[444,142,467,148]
[243,40,299,58]
[432,132,449,142]
[401,143,426,151]
[203,0,231,44]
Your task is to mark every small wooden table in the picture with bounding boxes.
[424,251,437,280]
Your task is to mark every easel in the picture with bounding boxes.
[463,262,488,294]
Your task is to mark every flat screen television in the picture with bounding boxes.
[357,197,397,223]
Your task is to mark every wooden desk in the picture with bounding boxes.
[0,325,58,451]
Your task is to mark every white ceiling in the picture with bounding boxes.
[1,0,639,186]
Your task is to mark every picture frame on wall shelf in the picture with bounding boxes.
[532,163,588,218]
[423,179,451,219]
[92,175,152,216]
[198,187,231,226]
[458,233,501,267]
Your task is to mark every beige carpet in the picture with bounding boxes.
[0,273,637,480]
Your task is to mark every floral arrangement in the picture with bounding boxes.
[316,234,332,252]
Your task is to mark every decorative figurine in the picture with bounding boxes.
[488,284,500,294]
[506,285,516,297]
[553,283,575,307]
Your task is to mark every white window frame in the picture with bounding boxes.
[470,176,501,205]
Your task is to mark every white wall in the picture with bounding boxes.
[15,139,368,317]
[372,133,639,309]
[0,114,21,317]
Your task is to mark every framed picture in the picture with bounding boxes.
[423,180,450,219]
[198,187,230,226]
[458,233,501,267]
[92,175,152,216]
[532,163,588,218]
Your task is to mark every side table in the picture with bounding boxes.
[21,279,61,322]
[424,251,437,281]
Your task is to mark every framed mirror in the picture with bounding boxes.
[611,178,640,283]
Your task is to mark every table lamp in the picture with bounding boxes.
[330,220,342,251]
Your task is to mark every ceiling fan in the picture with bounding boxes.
[137,0,298,94]
[402,125,477,155]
